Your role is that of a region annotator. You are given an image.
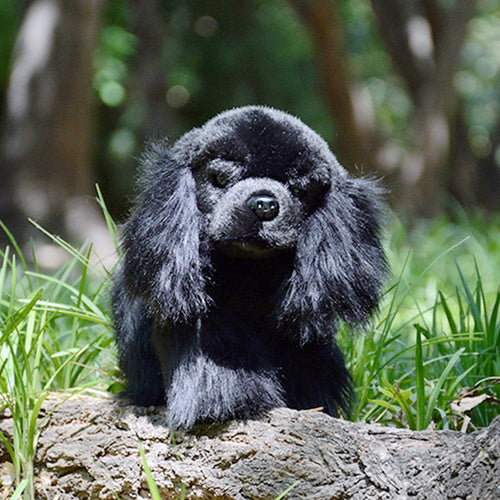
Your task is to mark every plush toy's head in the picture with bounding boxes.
[176,107,340,259]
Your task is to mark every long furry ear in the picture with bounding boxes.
[279,176,387,344]
[120,141,210,323]
[112,270,165,405]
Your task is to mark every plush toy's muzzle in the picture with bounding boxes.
[207,177,303,257]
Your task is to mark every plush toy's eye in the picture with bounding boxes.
[211,172,230,188]
[290,186,305,197]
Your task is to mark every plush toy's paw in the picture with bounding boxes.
[166,354,285,430]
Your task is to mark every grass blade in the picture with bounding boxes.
[139,442,162,500]
[414,324,426,430]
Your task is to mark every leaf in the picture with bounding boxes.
[451,394,492,413]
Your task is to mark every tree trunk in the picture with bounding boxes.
[370,0,478,216]
[288,0,373,173]
[127,0,173,140]
[1,395,498,499]
[0,0,102,248]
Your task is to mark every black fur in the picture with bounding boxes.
[113,106,387,430]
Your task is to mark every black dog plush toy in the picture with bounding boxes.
[113,106,386,430]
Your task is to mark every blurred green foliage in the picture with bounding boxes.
[89,0,500,216]
[0,0,21,106]
[459,1,500,161]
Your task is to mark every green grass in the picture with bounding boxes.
[0,207,499,497]
[342,213,500,430]
[0,192,120,498]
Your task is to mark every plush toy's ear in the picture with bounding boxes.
[279,176,387,344]
[112,272,165,406]
[120,141,210,323]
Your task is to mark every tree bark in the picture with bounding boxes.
[1,395,498,499]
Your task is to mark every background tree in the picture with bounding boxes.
[370,0,481,214]
[97,0,500,219]
[289,0,500,215]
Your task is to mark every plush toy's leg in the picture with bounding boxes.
[113,283,165,406]
[280,340,353,417]
[165,351,284,429]
[152,321,285,430]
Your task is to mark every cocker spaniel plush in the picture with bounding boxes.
[113,106,386,430]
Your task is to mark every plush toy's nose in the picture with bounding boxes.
[246,194,279,221]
